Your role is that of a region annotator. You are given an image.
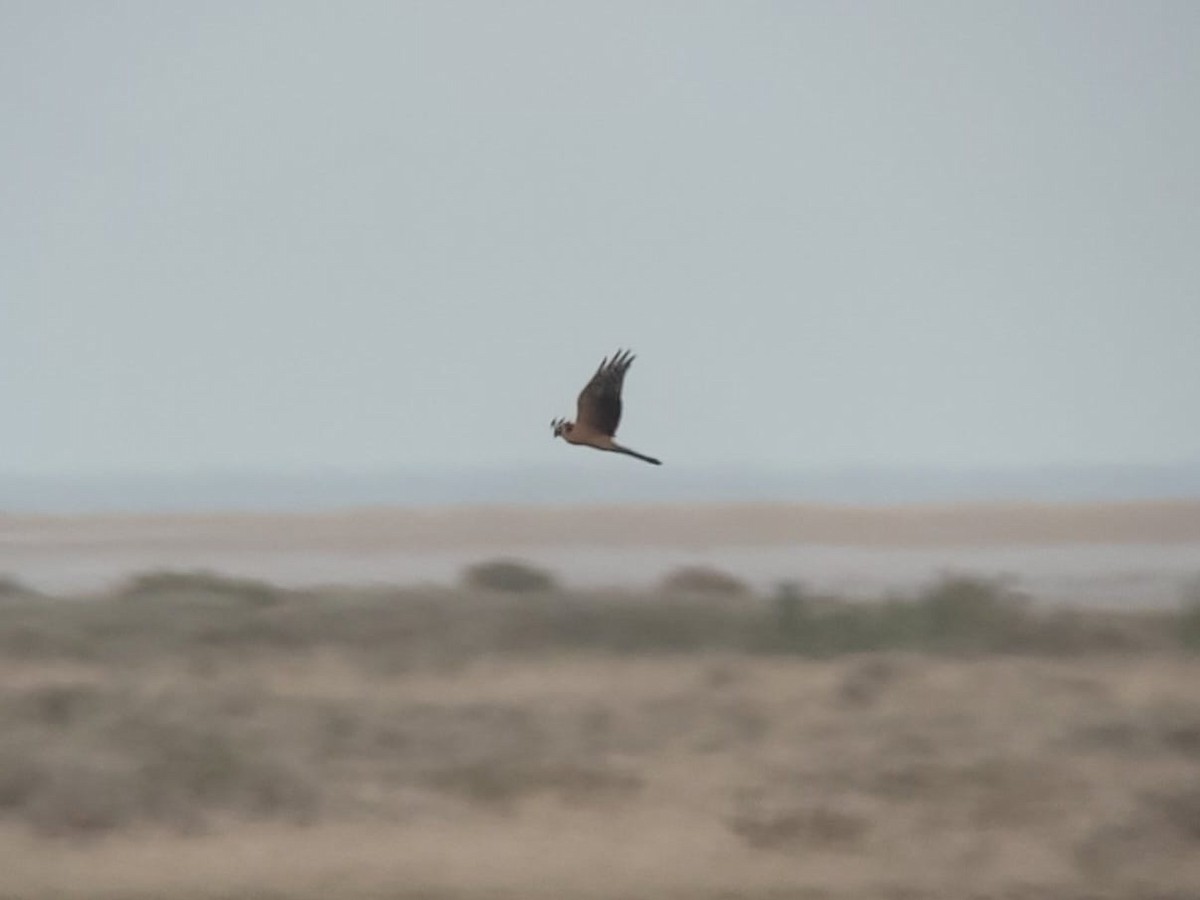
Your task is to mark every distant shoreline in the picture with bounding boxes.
[3,500,1198,602]
[4,499,1199,553]
[4,462,1199,515]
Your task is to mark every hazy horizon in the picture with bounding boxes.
[5,3,1199,479]
[4,459,1200,514]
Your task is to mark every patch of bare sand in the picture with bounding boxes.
[0,813,938,900]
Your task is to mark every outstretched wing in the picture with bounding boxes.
[575,349,635,437]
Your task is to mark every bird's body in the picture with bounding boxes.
[551,349,662,465]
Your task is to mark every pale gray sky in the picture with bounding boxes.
[4,1,1199,476]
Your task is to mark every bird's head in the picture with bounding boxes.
[550,418,572,439]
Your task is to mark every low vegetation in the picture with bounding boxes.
[117,568,280,606]
[2,567,1192,670]
[460,558,559,593]
[3,566,1200,898]
[659,564,749,596]
[0,574,39,600]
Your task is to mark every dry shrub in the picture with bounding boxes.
[964,757,1081,828]
[660,565,748,596]
[0,574,38,600]
[1180,576,1200,650]
[1146,783,1200,842]
[0,574,1195,678]
[426,760,642,812]
[118,569,279,606]
[837,653,910,708]
[26,762,135,837]
[562,593,763,655]
[461,559,558,593]
[771,580,811,640]
[0,681,320,837]
[1076,782,1200,881]
[16,683,100,727]
[1162,718,1200,758]
[1069,703,1200,760]
[0,739,44,813]
[727,802,868,851]
[765,576,1037,656]
[914,574,1031,651]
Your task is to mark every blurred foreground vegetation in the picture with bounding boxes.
[2,565,1200,899]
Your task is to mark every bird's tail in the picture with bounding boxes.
[612,443,662,466]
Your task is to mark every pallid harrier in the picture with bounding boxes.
[551,349,662,465]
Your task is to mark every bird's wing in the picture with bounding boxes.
[575,349,635,437]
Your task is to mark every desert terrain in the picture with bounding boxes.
[0,537,1199,898]
[4,651,1200,900]
[1,502,1199,898]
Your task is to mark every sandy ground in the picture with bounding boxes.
[3,500,1199,605]
[3,653,1200,900]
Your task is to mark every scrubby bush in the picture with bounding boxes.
[914,574,1031,651]
[1179,576,1200,651]
[772,581,811,639]
[660,565,748,596]
[117,569,280,606]
[0,574,38,600]
[762,576,1038,656]
[0,571,1187,672]
[461,559,559,593]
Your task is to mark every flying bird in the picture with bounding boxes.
[551,349,662,465]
